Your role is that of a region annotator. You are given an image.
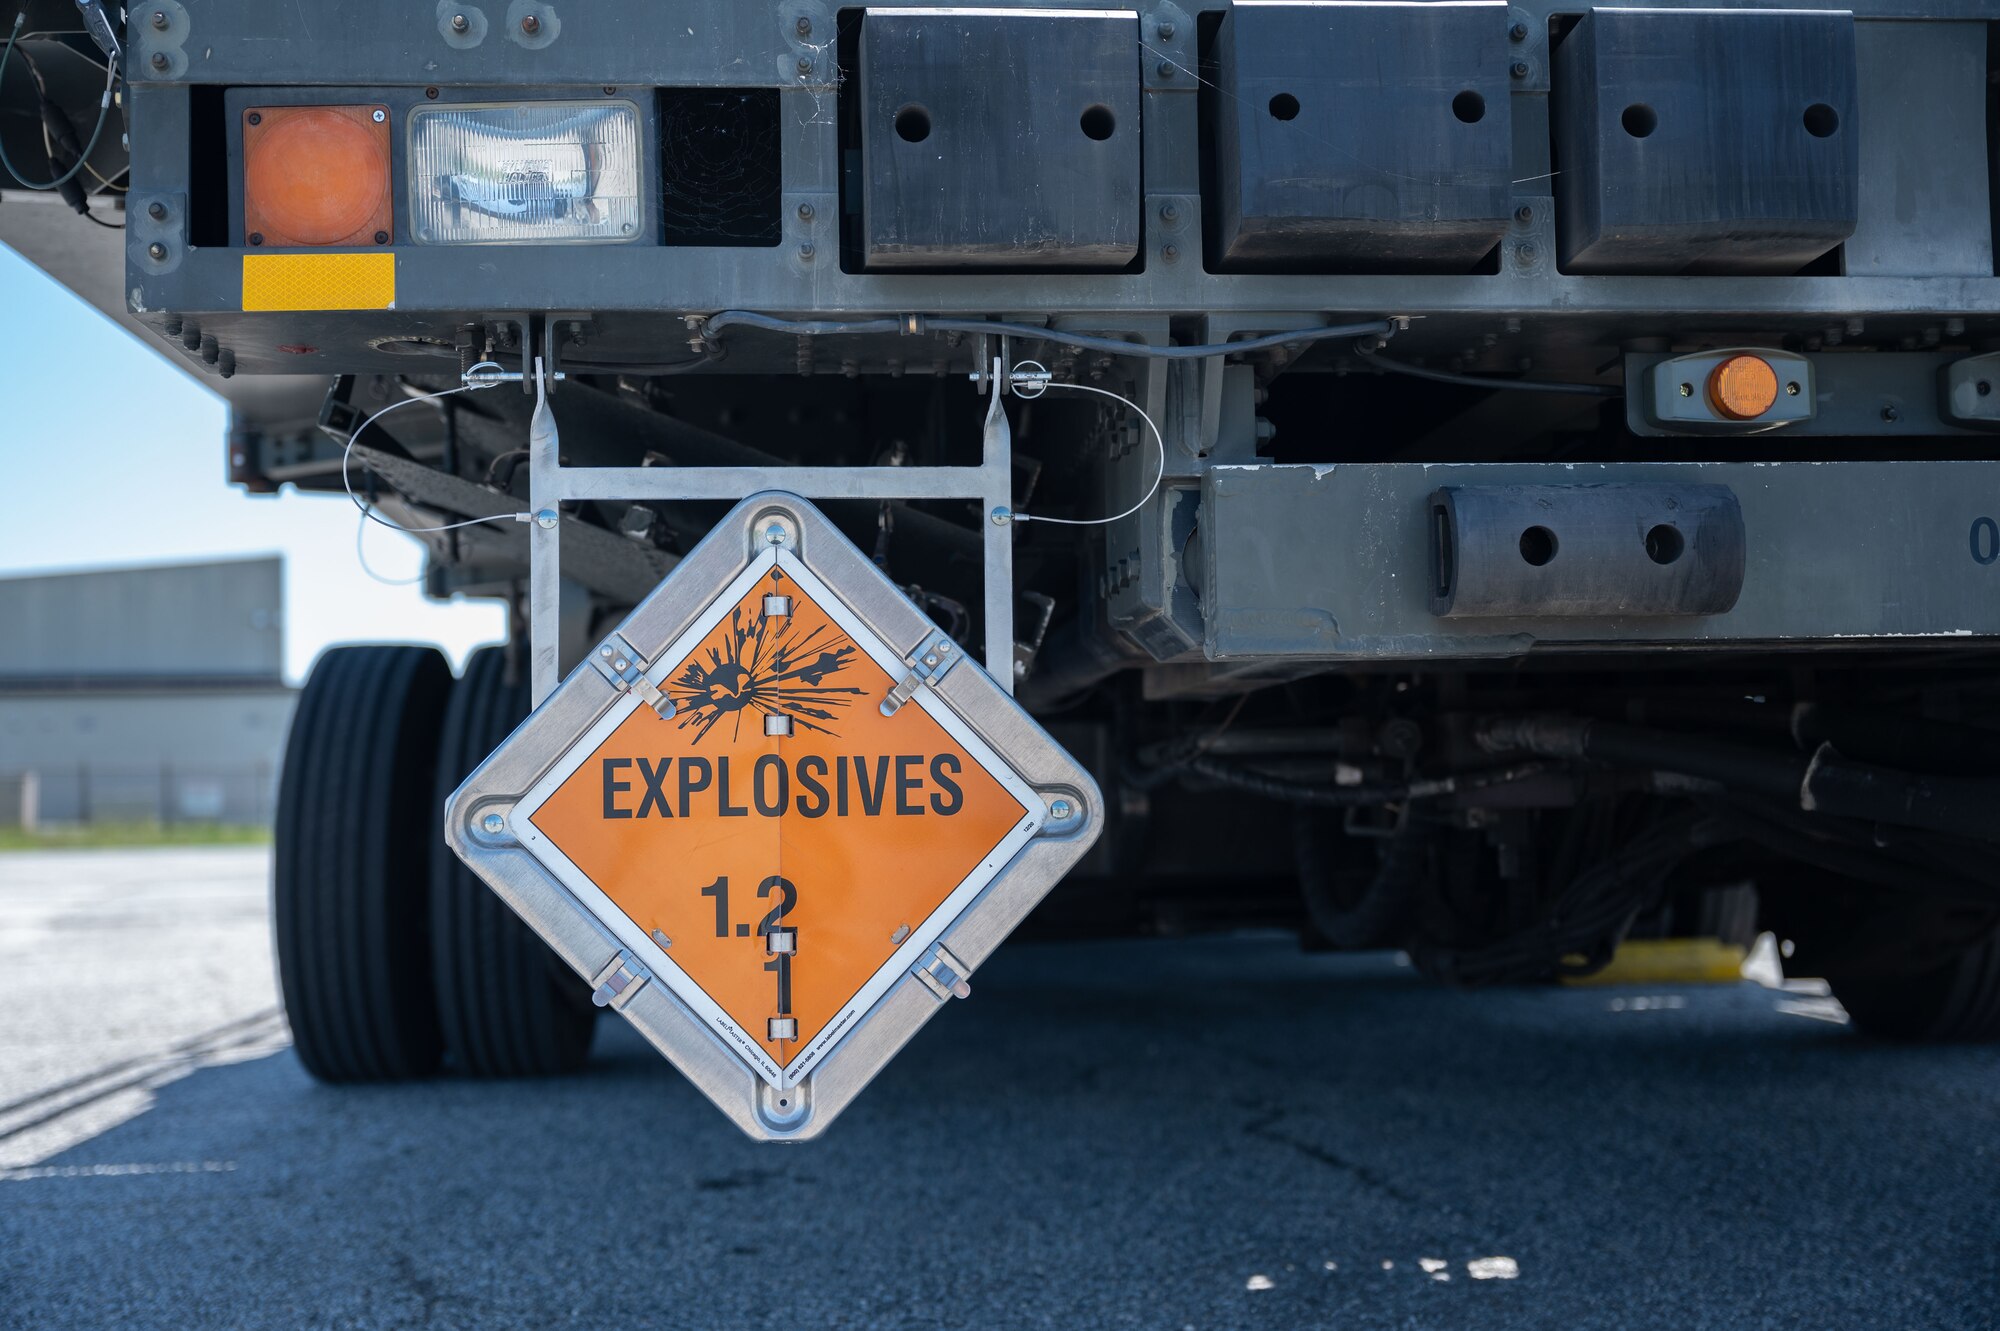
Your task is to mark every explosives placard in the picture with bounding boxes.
[448,493,1100,1138]
[514,554,1040,1086]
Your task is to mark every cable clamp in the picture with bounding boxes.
[590,632,676,718]
[879,628,962,717]
[1006,361,1052,399]
[589,950,652,1010]
[913,943,972,1001]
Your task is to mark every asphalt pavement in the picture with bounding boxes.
[2,848,1996,1330]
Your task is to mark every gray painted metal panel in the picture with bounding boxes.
[1199,461,2000,659]
[1844,22,1993,278]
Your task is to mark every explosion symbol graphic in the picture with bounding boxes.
[667,576,867,742]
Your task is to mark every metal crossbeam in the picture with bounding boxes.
[526,346,1015,705]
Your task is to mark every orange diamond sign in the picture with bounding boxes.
[511,548,1041,1087]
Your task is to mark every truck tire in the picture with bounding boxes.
[430,647,597,1076]
[275,646,454,1082]
[1828,934,2000,1042]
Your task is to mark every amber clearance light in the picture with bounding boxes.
[243,105,393,248]
[1706,354,1780,421]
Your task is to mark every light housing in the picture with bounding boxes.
[407,100,644,245]
[242,104,394,248]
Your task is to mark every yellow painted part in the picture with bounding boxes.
[241,252,395,312]
[1563,938,1748,987]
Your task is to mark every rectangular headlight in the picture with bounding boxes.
[408,100,643,244]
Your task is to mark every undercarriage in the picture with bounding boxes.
[7,0,2000,1100]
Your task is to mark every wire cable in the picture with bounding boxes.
[353,507,429,586]
[0,14,116,192]
[931,316,1398,361]
[1009,377,1166,528]
[341,376,533,536]
[1354,341,1622,397]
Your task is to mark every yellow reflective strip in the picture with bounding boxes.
[241,252,395,312]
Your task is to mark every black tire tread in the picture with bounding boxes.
[1831,932,2000,1042]
[275,646,453,1082]
[430,647,597,1077]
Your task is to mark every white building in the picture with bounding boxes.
[0,558,296,826]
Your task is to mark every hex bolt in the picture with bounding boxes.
[1509,20,1529,40]
[150,10,168,29]
[147,241,167,260]
[797,202,816,221]
[1157,21,1175,38]
[796,56,813,76]
[1881,405,1900,423]
[149,51,168,71]
[521,14,540,35]
[451,12,469,32]
[1514,204,1533,224]
[1162,244,1179,262]
[481,813,505,834]
[1160,201,1178,223]
[796,15,812,36]
[1515,242,1537,263]
[147,201,166,220]
[1510,60,1529,79]
[1157,59,1175,78]
[799,242,816,261]
[535,508,558,529]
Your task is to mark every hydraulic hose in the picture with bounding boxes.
[1476,714,2000,845]
[700,311,1399,361]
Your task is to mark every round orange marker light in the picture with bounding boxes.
[1706,354,1780,421]
[242,105,392,248]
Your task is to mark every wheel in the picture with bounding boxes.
[1293,805,1428,949]
[1828,933,2000,1041]
[275,646,454,1082]
[430,647,598,1076]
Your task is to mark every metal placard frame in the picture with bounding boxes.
[445,489,1102,1140]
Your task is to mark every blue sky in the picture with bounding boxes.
[0,242,504,682]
